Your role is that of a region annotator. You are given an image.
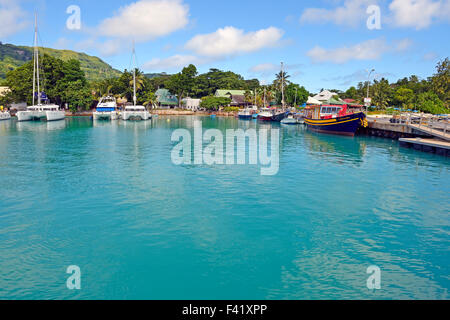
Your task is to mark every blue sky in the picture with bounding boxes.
[1,0,449,92]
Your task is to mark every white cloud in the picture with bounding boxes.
[54,38,72,50]
[0,0,28,38]
[307,38,411,64]
[185,26,284,58]
[423,52,438,61]
[98,0,189,41]
[249,63,303,76]
[249,63,279,73]
[389,0,449,29]
[143,54,205,70]
[75,38,123,57]
[393,38,413,52]
[300,0,374,27]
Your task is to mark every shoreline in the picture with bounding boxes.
[65,110,238,117]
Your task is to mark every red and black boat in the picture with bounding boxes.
[304,104,368,136]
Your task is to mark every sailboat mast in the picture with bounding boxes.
[32,14,37,106]
[34,14,41,105]
[264,88,266,107]
[281,62,285,109]
[133,41,136,106]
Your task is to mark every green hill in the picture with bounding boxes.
[0,42,122,81]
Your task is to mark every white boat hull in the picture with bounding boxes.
[121,111,151,121]
[17,110,65,122]
[46,111,65,121]
[0,112,11,121]
[281,118,298,125]
[93,112,118,121]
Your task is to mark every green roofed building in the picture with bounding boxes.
[156,89,178,108]
[214,89,249,107]
[215,90,247,98]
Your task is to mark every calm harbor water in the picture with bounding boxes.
[0,116,449,300]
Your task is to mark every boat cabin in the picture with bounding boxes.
[97,96,117,112]
[305,104,364,120]
[27,104,60,111]
[125,106,146,112]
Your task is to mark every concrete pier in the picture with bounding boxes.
[364,114,450,157]
[399,138,450,157]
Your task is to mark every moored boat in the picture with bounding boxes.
[17,15,65,123]
[121,43,151,122]
[17,104,65,122]
[238,108,253,120]
[304,104,367,136]
[122,105,151,121]
[0,110,11,121]
[93,96,118,121]
[258,108,273,121]
[281,113,298,125]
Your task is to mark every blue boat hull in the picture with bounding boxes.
[305,112,366,136]
[238,114,253,120]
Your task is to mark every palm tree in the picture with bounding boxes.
[129,68,146,92]
[274,71,291,90]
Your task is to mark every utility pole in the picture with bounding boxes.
[366,68,375,111]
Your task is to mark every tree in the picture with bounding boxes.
[344,86,359,100]
[372,78,392,109]
[62,80,93,112]
[200,96,231,111]
[284,83,309,107]
[273,70,291,94]
[417,91,448,114]
[394,87,414,109]
[431,57,449,107]
[166,64,198,107]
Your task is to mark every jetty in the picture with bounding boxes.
[366,114,449,156]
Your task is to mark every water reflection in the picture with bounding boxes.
[301,130,367,165]
[15,119,66,132]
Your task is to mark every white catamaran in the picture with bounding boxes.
[121,43,151,121]
[17,14,65,122]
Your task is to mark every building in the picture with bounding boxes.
[155,89,178,109]
[313,90,338,102]
[215,90,250,107]
[182,98,201,111]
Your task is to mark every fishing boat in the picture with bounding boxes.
[121,43,151,121]
[258,108,273,121]
[281,113,298,125]
[271,110,289,122]
[17,15,65,123]
[238,107,253,120]
[304,104,367,136]
[93,96,119,121]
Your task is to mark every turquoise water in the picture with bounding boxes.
[0,116,449,300]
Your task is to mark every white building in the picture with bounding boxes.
[313,90,338,102]
[182,98,201,111]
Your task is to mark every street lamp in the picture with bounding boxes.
[366,68,375,111]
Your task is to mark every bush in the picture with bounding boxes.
[417,92,448,115]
